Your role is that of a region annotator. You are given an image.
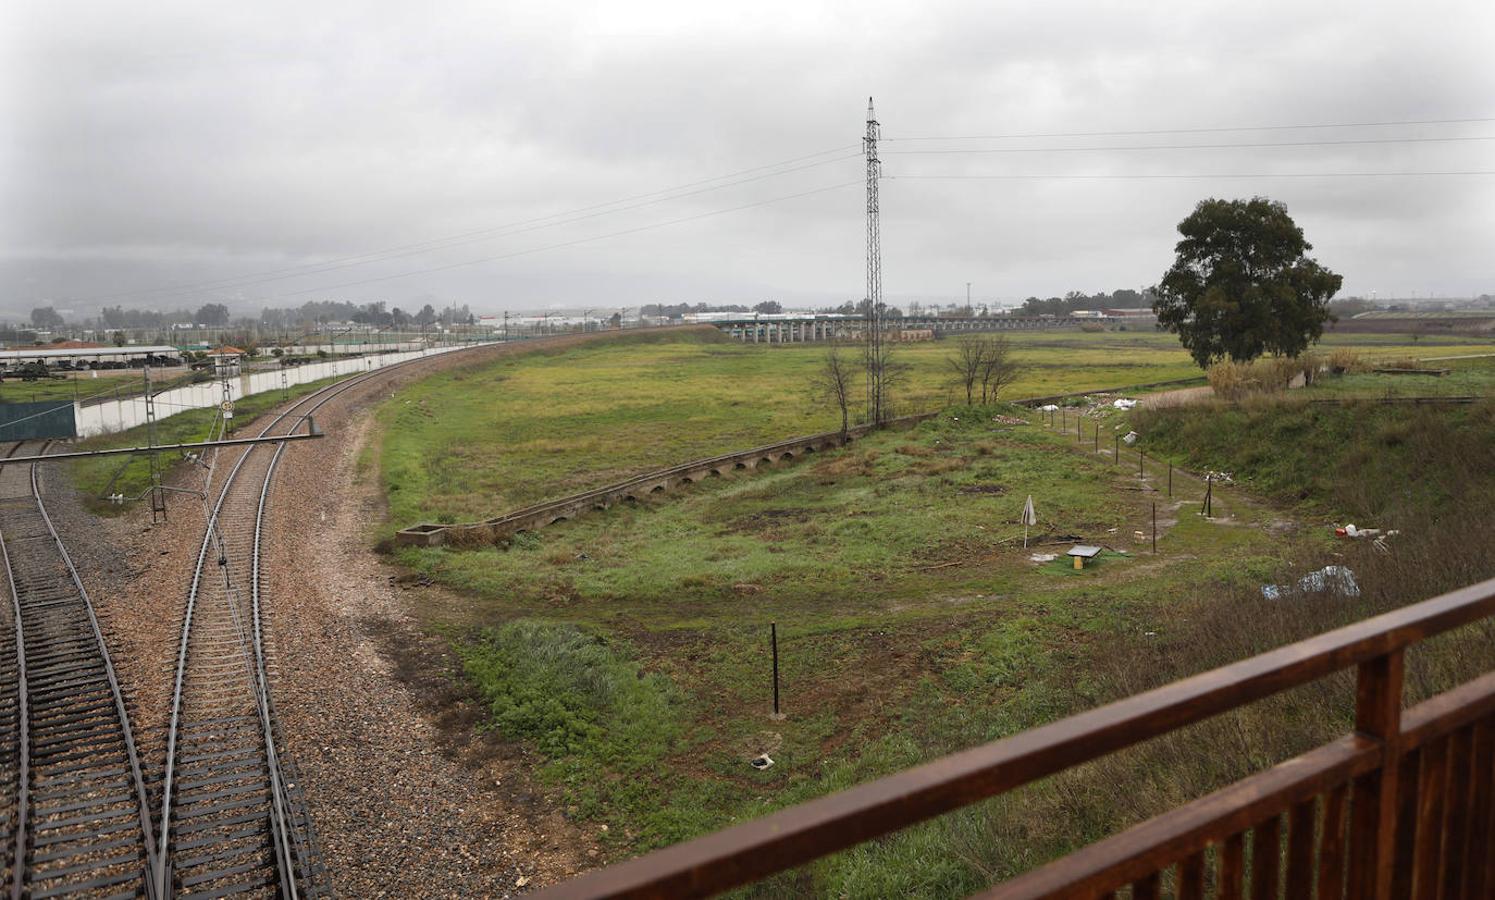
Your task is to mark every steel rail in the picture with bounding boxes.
[2,439,159,898]
[155,371,375,896]
[155,344,489,897]
[2,441,29,900]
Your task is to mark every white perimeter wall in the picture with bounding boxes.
[75,344,483,438]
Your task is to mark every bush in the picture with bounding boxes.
[1327,347,1366,375]
[458,620,682,794]
[1207,355,1317,400]
[1205,360,1253,401]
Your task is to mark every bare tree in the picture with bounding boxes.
[946,336,988,405]
[978,335,1022,403]
[811,343,856,436]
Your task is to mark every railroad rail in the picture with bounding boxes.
[155,344,495,897]
[536,575,1495,898]
[396,412,939,548]
[157,361,416,895]
[0,439,157,898]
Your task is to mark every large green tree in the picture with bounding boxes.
[1153,197,1342,368]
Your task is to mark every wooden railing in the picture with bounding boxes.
[534,576,1495,899]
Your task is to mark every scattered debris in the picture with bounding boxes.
[1112,398,1139,410]
[749,754,775,771]
[992,415,1028,425]
[1203,470,1235,485]
[1261,565,1360,601]
[1029,553,1057,563]
[1122,431,1139,445]
[515,875,531,888]
[1336,524,1400,540]
[1039,404,1060,412]
[1132,531,1145,541]
[732,583,762,595]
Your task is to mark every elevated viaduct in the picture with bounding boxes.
[714,315,1076,344]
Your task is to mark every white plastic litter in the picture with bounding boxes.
[1112,399,1138,410]
[1261,565,1360,601]
[1029,553,1057,563]
[1039,404,1060,412]
[1122,431,1139,445]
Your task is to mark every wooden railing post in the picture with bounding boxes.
[1347,650,1404,900]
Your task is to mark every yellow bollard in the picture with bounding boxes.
[1073,555,1083,571]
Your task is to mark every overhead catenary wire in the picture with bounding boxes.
[72,144,861,305]
[882,115,1495,142]
[273,179,864,298]
[883,135,1495,155]
[884,170,1495,180]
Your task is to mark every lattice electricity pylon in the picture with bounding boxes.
[863,97,887,424]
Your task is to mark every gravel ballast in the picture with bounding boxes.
[47,338,630,895]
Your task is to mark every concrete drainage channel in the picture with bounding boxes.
[396,413,938,548]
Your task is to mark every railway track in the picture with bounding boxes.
[155,354,475,897]
[0,344,490,897]
[0,440,157,898]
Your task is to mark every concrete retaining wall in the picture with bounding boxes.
[74,344,486,438]
[397,412,938,548]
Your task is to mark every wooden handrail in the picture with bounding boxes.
[534,575,1495,899]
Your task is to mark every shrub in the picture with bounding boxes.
[1327,347,1366,375]
[1205,360,1253,400]
[1207,355,1317,400]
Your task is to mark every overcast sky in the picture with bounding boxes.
[3,0,1493,318]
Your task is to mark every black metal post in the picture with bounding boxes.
[1168,462,1173,497]
[1152,501,1157,554]
[1139,450,1145,478]
[771,623,781,717]
[1114,434,1119,463]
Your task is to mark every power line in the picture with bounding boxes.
[274,179,863,298]
[885,170,1495,180]
[883,116,1495,142]
[73,143,861,305]
[94,152,862,304]
[884,135,1495,155]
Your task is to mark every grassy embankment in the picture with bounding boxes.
[371,327,1495,895]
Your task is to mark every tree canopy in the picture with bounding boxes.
[1153,197,1342,368]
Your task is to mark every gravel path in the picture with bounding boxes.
[45,338,625,895]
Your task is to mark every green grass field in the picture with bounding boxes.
[361,325,1495,893]
[398,409,1304,885]
[374,327,1493,531]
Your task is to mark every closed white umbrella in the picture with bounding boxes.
[1021,495,1037,548]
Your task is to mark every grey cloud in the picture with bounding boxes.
[3,0,1493,315]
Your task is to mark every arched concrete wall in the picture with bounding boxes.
[396,412,937,548]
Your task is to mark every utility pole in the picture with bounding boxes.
[863,97,885,425]
[144,366,166,522]
[967,282,972,311]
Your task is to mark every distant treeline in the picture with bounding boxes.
[19,298,477,333]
